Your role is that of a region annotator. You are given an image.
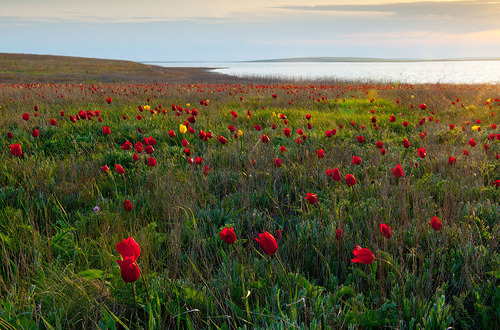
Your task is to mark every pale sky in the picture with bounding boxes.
[1,0,500,61]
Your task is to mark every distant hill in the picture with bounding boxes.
[0,53,225,83]
[249,56,500,63]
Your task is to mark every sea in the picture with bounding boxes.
[147,60,500,84]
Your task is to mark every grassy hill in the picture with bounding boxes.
[0,53,223,83]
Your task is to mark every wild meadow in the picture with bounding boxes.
[1,71,499,328]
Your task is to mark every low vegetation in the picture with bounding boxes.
[0,54,499,328]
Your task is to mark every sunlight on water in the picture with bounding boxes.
[151,61,500,84]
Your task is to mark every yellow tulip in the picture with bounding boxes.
[179,124,187,134]
[238,130,243,136]
[144,105,151,111]
[472,126,480,131]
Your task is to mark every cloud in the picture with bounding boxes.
[274,1,500,20]
[0,14,234,25]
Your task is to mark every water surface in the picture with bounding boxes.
[149,60,500,84]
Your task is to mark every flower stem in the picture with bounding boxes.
[141,272,150,299]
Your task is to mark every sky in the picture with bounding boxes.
[1,0,500,62]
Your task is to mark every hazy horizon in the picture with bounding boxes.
[2,0,500,62]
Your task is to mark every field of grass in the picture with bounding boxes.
[0,54,499,329]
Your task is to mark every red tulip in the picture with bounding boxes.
[102,126,111,135]
[283,128,291,138]
[115,237,140,283]
[391,164,404,178]
[106,97,112,104]
[203,165,211,176]
[101,165,110,173]
[255,231,278,255]
[462,149,469,156]
[307,122,312,129]
[376,141,383,149]
[389,115,396,122]
[123,199,133,211]
[261,135,270,143]
[351,156,361,165]
[219,227,237,244]
[305,192,317,204]
[145,145,154,154]
[183,148,191,157]
[10,143,22,157]
[403,139,410,148]
[335,228,344,240]
[275,229,281,239]
[195,157,203,165]
[356,135,364,143]
[115,164,125,174]
[217,135,228,145]
[296,128,303,135]
[380,148,386,155]
[50,118,57,126]
[121,141,132,150]
[168,130,175,138]
[449,124,455,130]
[116,257,140,283]
[133,154,139,162]
[181,139,189,147]
[254,125,262,131]
[402,121,408,127]
[144,136,156,145]
[305,114,311,120]
[134,142,143,154]
[351,245,375,264]
[494,179,500,189]
[22,113,30,121]
[32,129,39,138]
[428,216,442,231]
[419,103,427,110]
[331,168,341,181]
[7,132,13,139]
[417,148,427,158]
[116,237,140,260]
[274,158,282,167]
[148,157,156,167]
[380,223,392,238]
[468,138,476,147]
[448,156,456,165]
[345,174,356,186]
[280,146,287,153]
[317,149,325,159]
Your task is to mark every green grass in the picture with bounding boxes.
[0,59,499,328]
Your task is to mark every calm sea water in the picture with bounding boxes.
[149,60,500,84]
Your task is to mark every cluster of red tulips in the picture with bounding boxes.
[4,82,500,290]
